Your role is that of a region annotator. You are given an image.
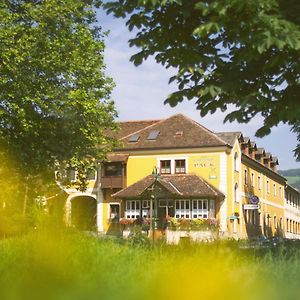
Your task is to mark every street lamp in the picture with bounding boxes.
[149,167,160,246]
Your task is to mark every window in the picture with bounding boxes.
[87,170,96,180]
[244,169,248,185]
[279,217,283,229]
[209,200,215,218]
[274,216,277,229]
[251,173,255,187]
[67,168,76,181]
[160,160,171,174]
[175,200,190,219]
[234,183,239,203]
[192,199,208,219]
[142,200,150,208]
[128,134,140,142]
[266,214,270,227]
[104,163,123,176]
[175,159,186,174]
[273,183,276,196]
[234,152,238,171]
[125,200,140,219]
[279,186,282,199]
[142,200,150,218]
[109,204,120,222]
[267,180,270,193]
[258,176,261,190]
[147,130,160,140]
[287,219,289,232]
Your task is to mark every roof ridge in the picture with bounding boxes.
[215,131,242,134]
[117,119,162,124]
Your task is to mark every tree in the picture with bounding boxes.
[0,0,117,210]
[105,0,300,158]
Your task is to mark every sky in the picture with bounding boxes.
[97,9,300,171]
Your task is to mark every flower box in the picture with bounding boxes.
[166,229,218,244]
[166,217,218,232]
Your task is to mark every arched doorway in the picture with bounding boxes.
[71,196,97,230]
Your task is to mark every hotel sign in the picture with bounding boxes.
[192,157,218,179]
[243,204,260,210]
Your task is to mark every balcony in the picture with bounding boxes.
[100,176,127,189]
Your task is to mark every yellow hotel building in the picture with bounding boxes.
[64,114,300,240]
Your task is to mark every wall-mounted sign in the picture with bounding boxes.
[249,195,259,205]
[192,157,218,179]
[243,204,260,210]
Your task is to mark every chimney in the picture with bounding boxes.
[242,137,250,155]
[270,157,278,172]
[250,141,257,160]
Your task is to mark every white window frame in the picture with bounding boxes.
[107,202,120,221]
[258,176,261,190]
[174,159,186,174]
[251,173,255,187]
[175,199,190,219]
[157,157,188,175]
[125,200,141,219]
[244,169,248,185]
[234,152,239,172]
[274,215,277,229]
[234,183,239,203]
[191,199,209,219]
[160,160,171,174]
[279,186,282,199]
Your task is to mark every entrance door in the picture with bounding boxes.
[157,200,173,229]
[110,204,120,222]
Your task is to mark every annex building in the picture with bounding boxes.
[63,114,300,240]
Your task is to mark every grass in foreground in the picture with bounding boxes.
[0,229,300,300]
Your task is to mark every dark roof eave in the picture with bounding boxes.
[114,194,224,200]
[113,144,230,152]
[241,154,286,182]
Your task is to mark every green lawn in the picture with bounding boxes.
[0,229,300,300]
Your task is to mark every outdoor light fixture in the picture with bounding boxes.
[148,167,161,246]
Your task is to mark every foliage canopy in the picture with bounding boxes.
[0,0,117,184]
[105,0,300,158]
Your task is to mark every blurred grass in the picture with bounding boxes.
[0,229,300,300]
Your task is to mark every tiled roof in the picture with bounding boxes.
[106,153,129,162]
[112,174,224,199]
[111,120,161,139]
[117,114,227,150]
[215,132,242,146]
